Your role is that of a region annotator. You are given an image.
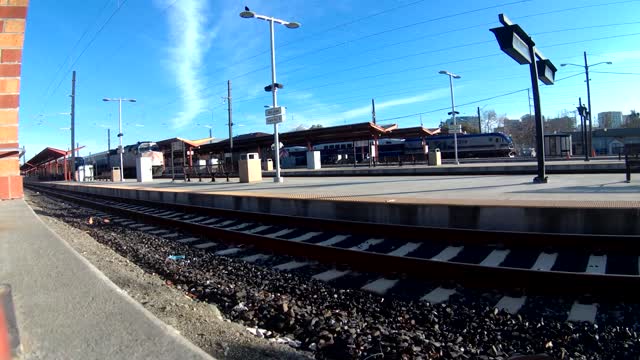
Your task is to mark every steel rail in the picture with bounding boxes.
[28,182,640,253]
[26,183,640,300]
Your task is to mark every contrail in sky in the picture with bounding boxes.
[165,0,210,128]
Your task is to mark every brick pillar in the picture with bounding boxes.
[0,1,27,200]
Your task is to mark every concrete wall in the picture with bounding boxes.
[38,182,640,235]
[0,0,27,200]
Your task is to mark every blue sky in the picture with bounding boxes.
[18,0,640,157]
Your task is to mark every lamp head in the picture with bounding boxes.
[560,64,568,67]
[102,98,110,102]
[240,10,255,18]
[128,99,137,102]
[285,21,300,29]
[453,74,461,79]
[438,70,448,75]
[606,61,613,64]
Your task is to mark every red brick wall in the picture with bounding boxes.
[0,0,27,200]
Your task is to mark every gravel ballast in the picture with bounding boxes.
[25,190,640,359]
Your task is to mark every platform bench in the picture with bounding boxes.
[624,144,640,183]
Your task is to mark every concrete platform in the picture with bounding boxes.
[264,158,626,177]
[0,199,213,359]
[30,171,640,235]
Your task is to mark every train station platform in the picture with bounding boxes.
[0,199,213,359]
[29,171,640,236]
[264,158,626,177]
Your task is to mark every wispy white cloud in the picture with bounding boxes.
[163,0,214,128]
[302,89,450,127]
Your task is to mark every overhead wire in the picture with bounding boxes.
[39,0,131,115]
[38,0,112,105]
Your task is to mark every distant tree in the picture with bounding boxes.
[461,122,479,134]
[623,110,640,128]
[309,124,324,129]
[482,109,498,132]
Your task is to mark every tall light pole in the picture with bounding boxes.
[439,70,461,165]
[561,52,612,159]
[102,97,136,181]
[240,8,300,183]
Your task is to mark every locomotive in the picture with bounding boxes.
[84,141,165,178]
[282,132,515,165]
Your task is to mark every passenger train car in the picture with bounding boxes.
[282,132,514,166]
[84,141,165,178]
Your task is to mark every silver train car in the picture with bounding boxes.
[85,141,165,178]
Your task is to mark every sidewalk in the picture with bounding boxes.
[0,199,213,359]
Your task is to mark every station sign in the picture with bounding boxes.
[265,107,286,125]
[265,106,285,117]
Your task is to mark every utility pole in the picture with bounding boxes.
[527,88,532,118]
[578,97,589,161]
[107,129,111,170]
[371,98,376,124]
[70,70,76,181]
[584,51,593,158]
[477,106,482,133]
[227,80,233,151]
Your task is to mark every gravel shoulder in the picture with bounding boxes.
[25,192,311,360]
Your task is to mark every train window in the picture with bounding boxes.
[488,138,492,142]
[347,144,353,148]
[496,139,500,143]
[341,144,346,149]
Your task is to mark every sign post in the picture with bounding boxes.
[490,14,557,184]
[265,106,286,125]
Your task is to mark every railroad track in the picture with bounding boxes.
[26,183,640,323]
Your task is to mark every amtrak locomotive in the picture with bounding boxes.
[286,132,515,164]
[84,141,165,178]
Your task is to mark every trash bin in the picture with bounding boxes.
[239,153,262,183]
[111,167,121,182]
[428,148,441,166]
[263,158,273,171]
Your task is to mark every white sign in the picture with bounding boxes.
[265,106,286,124]
[266,114,284,125]
[265,106,285,117]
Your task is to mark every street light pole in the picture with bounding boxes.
[439,70,461,165]
[240,8,300,183]
[268,18,283,182]
[103,97,136,182]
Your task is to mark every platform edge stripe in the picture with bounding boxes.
[0,284,20,358]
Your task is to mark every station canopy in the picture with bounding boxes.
[156,137,214,150]
[20,147,68,171]
[197,122,412,154]
[383,126,441,139]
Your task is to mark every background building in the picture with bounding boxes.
[443,116,481,133]
[598,111,623,129]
